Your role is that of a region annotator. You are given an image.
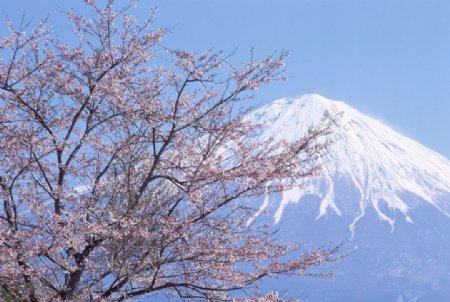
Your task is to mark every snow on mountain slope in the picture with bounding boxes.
[248,94,450,234]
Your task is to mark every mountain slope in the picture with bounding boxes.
[248,94,450,301]
[248,94,450,232]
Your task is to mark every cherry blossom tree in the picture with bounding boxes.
[0,1,340,301]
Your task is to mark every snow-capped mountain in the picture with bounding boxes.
[249,94,450,301]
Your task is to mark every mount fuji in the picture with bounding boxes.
[249,94,450,301]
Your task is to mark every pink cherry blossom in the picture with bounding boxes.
[0,1,340,301]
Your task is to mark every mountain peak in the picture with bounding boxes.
[271,93,339,112]
[250,94,450,234]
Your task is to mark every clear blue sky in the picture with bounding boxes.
[2,0,450,158]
